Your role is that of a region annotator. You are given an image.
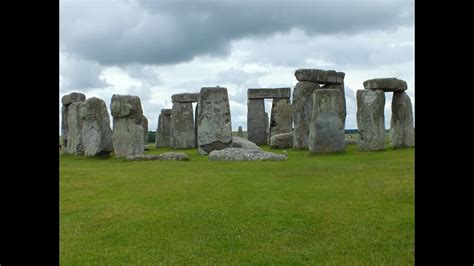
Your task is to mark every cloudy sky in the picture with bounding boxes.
[60,0,414,132]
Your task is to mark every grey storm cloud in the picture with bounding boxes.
[60,0,414,66]
[60,53,110,91]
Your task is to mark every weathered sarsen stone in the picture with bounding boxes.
[80,97,113,157]
[269,98,292,138]
[110,94,146,158]
[170,102,196,149]
[209,148,287,161]
[247,98,267,145]
[61,92,86,152]
[197,87,233,155]
[142,116,148,145]
[363,78,407,92]
[356,89,386,151]
[391,91,414,148]
[309,89,345,153]
[171,93,200,103]
[270,133,293,149]
[248,88,291,99]
[64,102,84,155]
[231,136,261,150]
[292,82,319,149]
[321,82,346,124]
[295,69,345,84]
[155,109,172,148]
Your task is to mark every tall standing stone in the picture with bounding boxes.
[391,91,414,148]
[142,116,148,145]
[309,89,345,153]
[197,87,232,155]
[247,98,267,144]
[356,89,386,151]
[110,94,145,158]
[64,102,84,155]
[321,82,346,123]
[269,98,292,138]
[80,97,113,157]
[170,102,196,149]
[155,109,172,148]
[61,92,86,152]
[292,82,319,149]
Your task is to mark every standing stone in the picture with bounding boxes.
[356,89,386,151]
[170,102,196,149]
[247,98,267,144]
[321,82,346,124]
[269,98,292,138]
[270,133,294,149]
[265,112,269,144]
[237,126,243,137]
[61,92,86,151]
[197,87,232,155]
[64,102,84,155]
[292,82,319,149]
[110,94,145,158]
[79,97,113,157]
[309,89,345,153]
[391,91,414,148]
[142,116,148,145]
[155,109,172,148]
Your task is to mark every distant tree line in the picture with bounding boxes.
[147,131,155,144]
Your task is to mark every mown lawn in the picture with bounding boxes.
[60,144,414,265]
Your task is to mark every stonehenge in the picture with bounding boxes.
[247,87,292,145]
[357,77,414,150]
[197,87,233,155]
[294,69,347,151]
[155,109,172,148]
[110,94,146,158]
[60,71,413,160]
[80,97,113,157]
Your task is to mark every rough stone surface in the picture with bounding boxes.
[345,138,358,145]
[155,110,172,148]
[61,92,86,151]
[158,152,190,161]
[161,109,172,115]
[197,87,233,155]
[79,97,113,157]
[171,93,200,103]
[292,82,319,149]
[111,94,145,158]
[391,91,414,148]
[231,136,261,150]
[294,69,345,84]
[356,89,386,151]
[363,78,407,92]
[269,98,293,137]
[142,116,148,145]
[62,92,86,106]
[321,83,347,124]
[209,148,287,161]
[309,89,345,153]
[126,154,160,161]
[270,133,294,149]
[237,126,243,137]
[170,102,196,149]
[247,98,267,145]
[64,102,84,155]
[248,88,291,99]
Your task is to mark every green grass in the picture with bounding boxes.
[60,144,414,265]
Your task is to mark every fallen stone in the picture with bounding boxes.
[126,154,160,161]
[209,148,287,161]
[231,136,261,150]
[158,152,189,161]
[270,133,293,149]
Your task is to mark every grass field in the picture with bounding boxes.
[60,144,414,265]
